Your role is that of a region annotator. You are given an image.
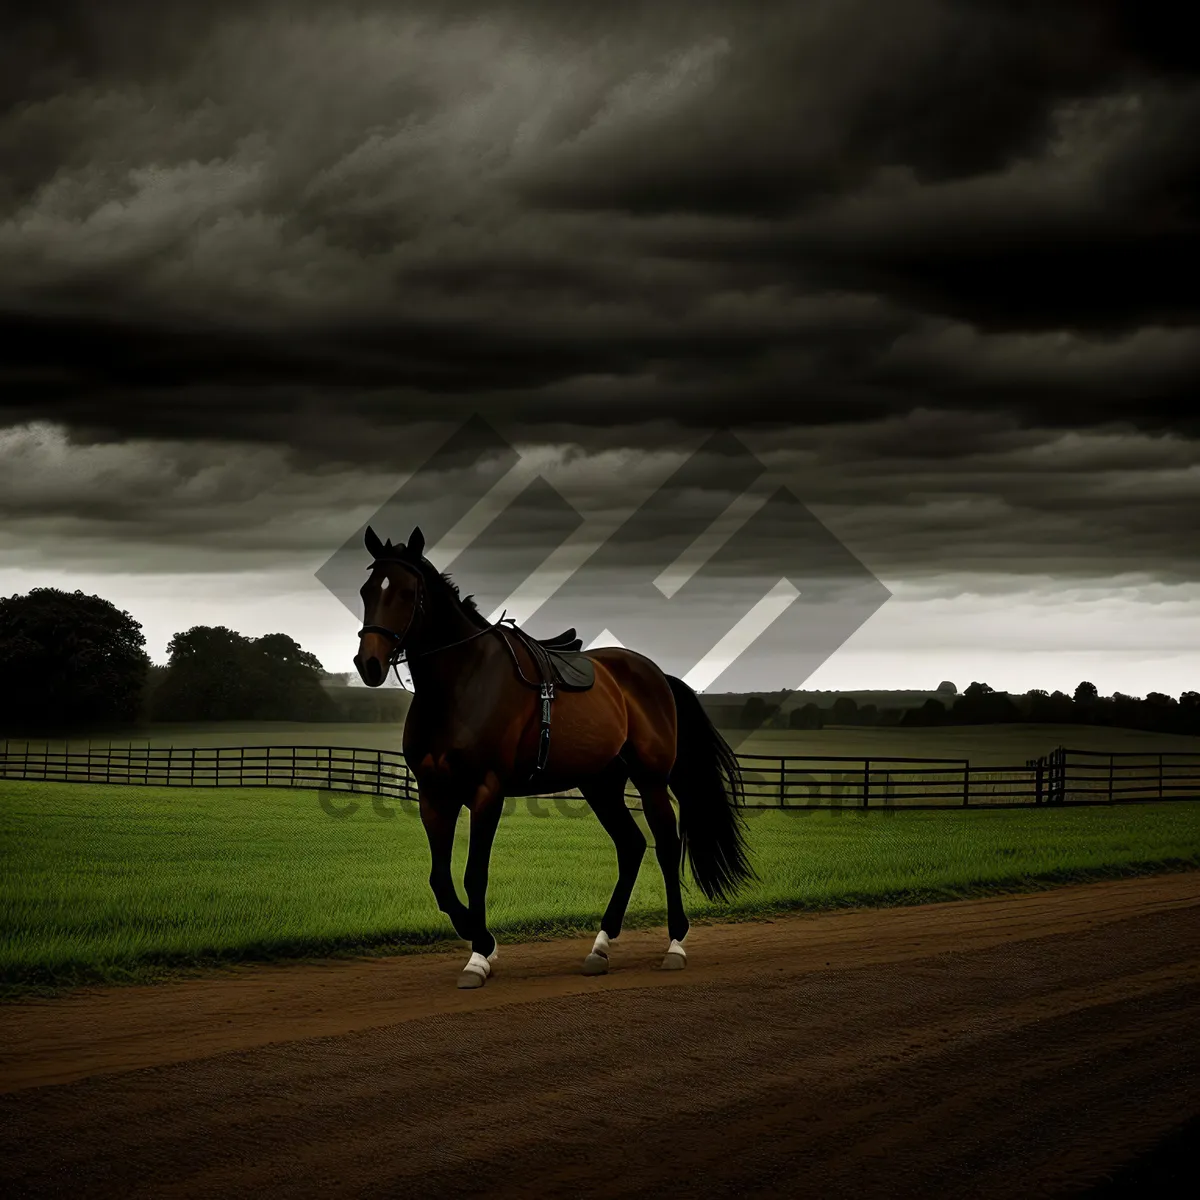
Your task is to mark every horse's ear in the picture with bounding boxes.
[407,526,425,559]
[364,526,384,559]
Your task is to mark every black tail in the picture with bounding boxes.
[666,674,757,903]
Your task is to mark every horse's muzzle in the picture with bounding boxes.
[354,651,385,687]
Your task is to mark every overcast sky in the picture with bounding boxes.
[2,1,1197,696]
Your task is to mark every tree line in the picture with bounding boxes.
[2,587,1196,735]
[0,588,343,731]
[746,680,1200,737]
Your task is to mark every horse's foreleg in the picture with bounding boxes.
[419,793,472,942]
[458,772,504,989]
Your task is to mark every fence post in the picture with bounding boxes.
[1158,753,1163,801]
[1108,753,1114,804]
[327,746,333,791]
[779,758,786,809]
[962,761,970,807]
[863,758,870,808]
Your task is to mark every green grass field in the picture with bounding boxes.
[2,778,1198,996]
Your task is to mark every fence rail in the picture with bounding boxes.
[2,740,1198,809]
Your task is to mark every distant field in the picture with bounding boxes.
[2,778,1198,993]
[10,721,1200,768]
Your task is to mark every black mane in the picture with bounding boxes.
[419,560,489,629]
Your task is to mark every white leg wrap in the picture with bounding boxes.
[591,930,613,957]
[461,944,498,980]
[462,950,492,980]
[666,937,687,960]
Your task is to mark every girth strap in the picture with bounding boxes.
[497,625,560,788]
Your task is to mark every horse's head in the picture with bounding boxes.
[353,525,427,687]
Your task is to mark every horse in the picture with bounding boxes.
[353,525,756,988]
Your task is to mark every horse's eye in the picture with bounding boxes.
[381,577,390,591]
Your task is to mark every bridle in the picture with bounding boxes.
[357,558,513,685]
[357,550,563,784]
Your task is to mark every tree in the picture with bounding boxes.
[151,626,334,721]
[1028,689,1074,723]
[789,703,824,730]
[1074,681,1099,704]
[734,696,772,729]
[936,681,958,695]
[953,684,1019,724]
[0,588,150,730]
[901,698,945,727]
[830,696,859,725]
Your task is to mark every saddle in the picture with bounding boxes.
[517,626,595,691]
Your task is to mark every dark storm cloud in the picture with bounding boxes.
[1,0,1197,585]
[2,414,1197,589]
[646,82,1200,342]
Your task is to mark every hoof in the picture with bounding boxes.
[457,969,486,989]
[661,938,687,970]
[583,952,609,976]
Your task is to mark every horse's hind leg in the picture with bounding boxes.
[635,777,690,969]
[579,760,646,975]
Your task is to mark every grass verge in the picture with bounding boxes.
[2,781,1198,999]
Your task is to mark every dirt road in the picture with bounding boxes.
[3,872,1199,1198]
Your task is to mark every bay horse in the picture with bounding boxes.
[353,525,756,988]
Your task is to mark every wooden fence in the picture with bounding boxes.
[1025,746,1200,805]
[0,741,417,800]
[2,740,1197,809]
